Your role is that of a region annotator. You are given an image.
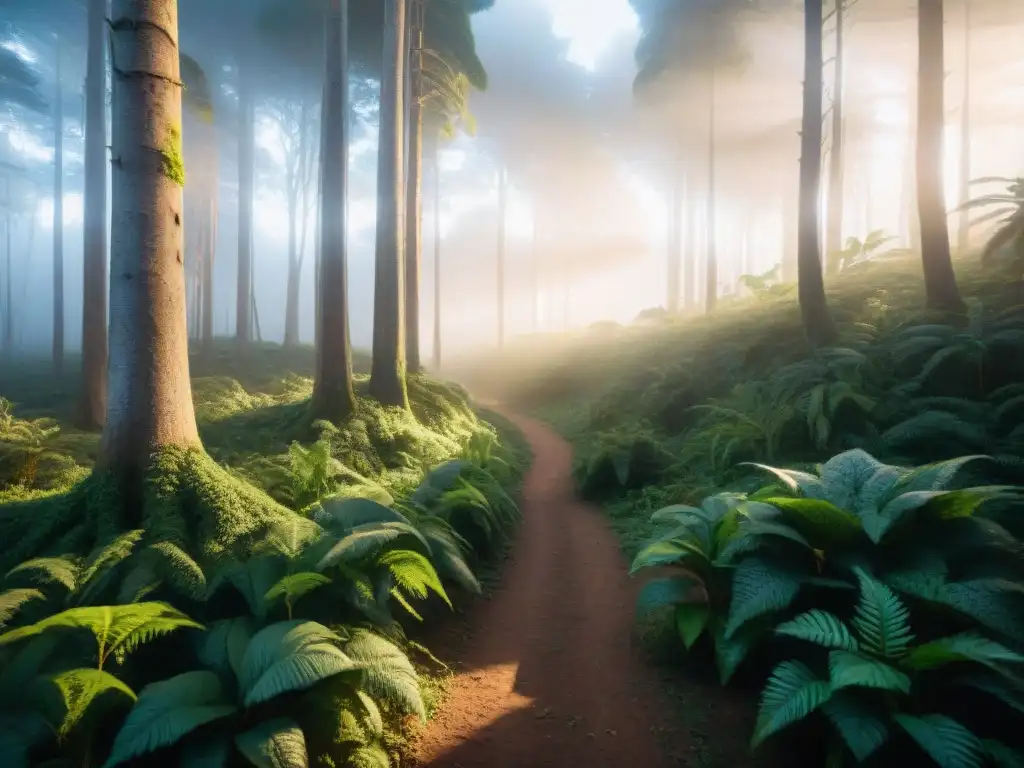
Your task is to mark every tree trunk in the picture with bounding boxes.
[311,0,357,422]
[235,69,254,343]
[825,0,845,270]
[683,172,696,309]
[3,193,10,355]
[404,0,424,373]
[956,0,971,255]
[369,0,408,407]
[79,0,109,429]
[431,134,441,370]
[52,39,65,375]
[705,64,717,313]
[201,193,216,349]
[667,145,682,313]
[902,111,922,251]
[100,0,200,478]
[798,0,838,346]
[917,0,965,312]
[496,164,507,348]
[284,167,300,346]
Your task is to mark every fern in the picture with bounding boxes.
[752,660,832,747]
[234,717,309,768]
[51,667,137,738]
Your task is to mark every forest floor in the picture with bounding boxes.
[411,410,763,768]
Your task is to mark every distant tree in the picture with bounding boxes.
[100,0,200,475]
[78,0,108,430]
[52,37,65,375]
[824,0,847,271]
[916,0,965,312]
[797,0,838,345]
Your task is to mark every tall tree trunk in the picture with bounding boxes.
[311,0,356,421]
[496,164,507,348]
[235,69,254,343]
[79,0,108,429]
[284,166,300,347]
[798,0,838,345]
[825,0,845,270]
[404,0,424,373]
[369,0,408,407]
[3,187,10,354]
[314,78,325,355]
[52,39,65,375]
[683,172,696,309]
[431,134,441,370]
[956,0,971,255]
[667,144,682,313]
[917,0,965,312]
[101,0,200,480]
[902,110,922,251]
[705,65,717,313]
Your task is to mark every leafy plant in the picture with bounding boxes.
[827,229,898,274]
[955,176,1024,270]
[738,264,793,299]
[754,568,1024,767]
[685,381,796,468]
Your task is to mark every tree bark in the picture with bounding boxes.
[201,191,216,349]
[235,69,254,343]
[917,0,965,312]
[431,134,441,370]
[825,0,845,270]
[404,0,424,373]
[79,0,109,430]
[798,0,838,346]
[705,64,717,313]
[496,164,507,348]
[369,0,408,407]
[100,0,200,477]
[311,0,357,422]
[52,39,65,376]
[956,0,971,255]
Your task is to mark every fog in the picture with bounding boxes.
[1,0,1023,360]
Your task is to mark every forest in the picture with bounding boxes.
[0,0,1022,766]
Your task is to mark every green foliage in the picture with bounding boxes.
[755,570,1024,766]
[826,229,899,274]
[737,264,793,300]
[955,176,1024,270]
[161,123,186,187]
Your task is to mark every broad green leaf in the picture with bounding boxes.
[902,633,1024,674]
[102,671,236,767]
[982,739,1024,768]
[235,718,308,768]
[775,610,858,651]
[725,560,802,638]
[264,572,332,609]
[743,464,826,498]
[941,580,1024,642]
[675,603,710,650]
[818,449,885,510]
[713,622,757,685]
[923,486,1020,520]
[317,521,429,569]
[380,549,451,607]
[828,651,910,694]
[752,660,832,747]
[635,576,705,615]
[891,455,988,497]
[344,629,425,720]
[759,497,862,547]
[894,713,984,768]
[196,617,257,681]
[629,539,709,574]
[0,588,45,628]
[314,497,408,532]
[821,696,890,762]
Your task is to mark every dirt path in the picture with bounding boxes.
[412,412,680,767]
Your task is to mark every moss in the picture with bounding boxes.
[161,123,186,187]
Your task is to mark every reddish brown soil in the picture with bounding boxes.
[411,412,762,768]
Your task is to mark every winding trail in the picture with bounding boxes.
[412,412,680,767]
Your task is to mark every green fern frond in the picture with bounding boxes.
[821,696,890,763]
[0,588,45,628]
[347,743,391,768]
[51,667,136,739]
[265,572,332,616]
[752,660,832,747]
[379,549,451,608]
[317,522,429,570]
[850,569,914,659]
[344,629,425,722]
[902,633,1024,674]
[102,670,236,767]
[828,650,910,694]
[775,610,858,651]
[78,530,145,594]
[7,556,80,592]
[234,717,309,768]
[725,560,801,639]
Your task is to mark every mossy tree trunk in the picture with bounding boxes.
[79,0,108,430]
[52,38,65,376]
[825,0,845,272]
[917,0,966,313]
[101,0,201,478]
[369,0,409,408]
[404,0,424,373]
[236,68,254,343]
[311,0,357,422]
[798,0,838,346]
